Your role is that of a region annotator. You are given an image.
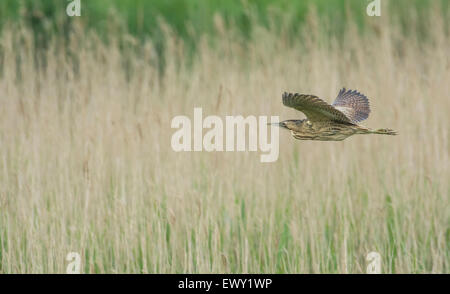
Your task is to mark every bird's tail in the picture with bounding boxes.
[371,128,397,135]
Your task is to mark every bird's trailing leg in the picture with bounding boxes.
[358,127,397,136]
[372,128,397,135]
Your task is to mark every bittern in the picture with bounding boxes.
[274,88,397,141]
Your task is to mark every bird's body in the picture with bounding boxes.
[276,88,397,141]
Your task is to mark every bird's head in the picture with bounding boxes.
[268,120,301,130]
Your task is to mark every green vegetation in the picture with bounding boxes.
[0,0,448,49]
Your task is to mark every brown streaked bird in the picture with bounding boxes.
[273,88,397,141]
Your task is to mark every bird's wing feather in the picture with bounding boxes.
[332,88,370,123]
[282,92,353,123]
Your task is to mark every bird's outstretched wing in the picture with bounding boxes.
[332,88,370,123]
[282,92,353,123]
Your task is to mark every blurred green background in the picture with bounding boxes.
[1,0,448,41]
[0,0,448,70]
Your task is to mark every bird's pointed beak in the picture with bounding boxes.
[268,122,285,128]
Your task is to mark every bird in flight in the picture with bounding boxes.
[273,88,397,141]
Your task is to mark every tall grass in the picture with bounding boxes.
[1,0,448,60]
[0,4,449,273]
